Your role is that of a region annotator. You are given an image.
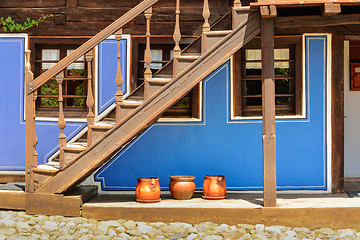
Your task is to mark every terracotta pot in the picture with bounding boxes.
[136,177,161,203]
[202,175,226,199]
[169,176,196,200]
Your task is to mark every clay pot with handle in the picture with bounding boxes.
[136,177,161,203]
[202,175,226,199]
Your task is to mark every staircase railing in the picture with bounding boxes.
[25,0,243,193]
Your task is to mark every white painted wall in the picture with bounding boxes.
[344,40,360,178]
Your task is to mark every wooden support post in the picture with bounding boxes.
[202,0,210,33]
[85,50,95,126]
[144,8,153,100]
[173,0,181,58]
[260,5,277,18]
[115,29,124,124]
[234,0,241,8]
[25,50,36,193]
[261,17,276,207]
[56,72,67,169]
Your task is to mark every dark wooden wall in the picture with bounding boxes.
[0,0,240,36]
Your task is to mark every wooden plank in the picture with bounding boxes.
[28,0,160,94]
[82,204,360,229]
[331,34,344,193]
[0,191,26,210]
[0,174,25,184]
[261,17,276,207]
[321,3,341,16]
[0,0,66,8]
[275,14,360,29]
[252,0,360,7]
[35,12,261,194]
[26,193,82,217]
[66,0,77,7]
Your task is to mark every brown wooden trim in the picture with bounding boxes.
[34,12,261,194]
[261,17,277,207]
[66,0,77,8]
[331,34,344,193]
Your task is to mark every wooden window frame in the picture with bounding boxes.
[233,36,302,117]
[30,37,92,118]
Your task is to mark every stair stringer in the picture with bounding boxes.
[35,12,261,194]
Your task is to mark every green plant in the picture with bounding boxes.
[0,15,52,32]
[73,82,85,106]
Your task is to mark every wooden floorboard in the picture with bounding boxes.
[0,190,26,210]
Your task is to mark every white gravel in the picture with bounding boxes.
[0,210,359,239]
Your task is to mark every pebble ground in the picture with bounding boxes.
[0,210,359,239]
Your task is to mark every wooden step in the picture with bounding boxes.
[146,77,171,97]
[173,55,200,77]
[61,143,87,168]
[119,99,143,120]
[202,30,232,54]
[33,163,59,189]
[88,121,115,146]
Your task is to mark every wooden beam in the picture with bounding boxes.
[331,34,344,193]
[321,3,341,16]
[261,17,277,207]
[275,14,360,29]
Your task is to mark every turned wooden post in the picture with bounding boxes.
[56,72,67,169]
[144,7,153,100]
[261,18,276,207]
[115,29,124,124]
[173,0,181,58]
[234,0,241,8]
[85,50,95,126]
[202,0,210,32]
[25,50,37,193]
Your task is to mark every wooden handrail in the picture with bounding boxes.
[27,0,159,95]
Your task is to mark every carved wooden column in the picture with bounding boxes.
[25,50,37,193]
[85,50,95,126]
[115,29,124,124]
[202,0,210,32]
[261,18,276,207]
[56,72,67,169]
[144,7,153,100]
[173,0,181,58]
[234,0,241,8]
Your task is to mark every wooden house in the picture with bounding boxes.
[0,0,358,215]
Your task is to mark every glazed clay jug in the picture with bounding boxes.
[169,176,196,200]
[202,175,226,199]
[136,177,161,203]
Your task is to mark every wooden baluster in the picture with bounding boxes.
[202,0,210,32]
[56,72,67,169]
[115,29,124,124]
[234,0,241,8]
[173,0,181,58]
[144,7,153,100]
[85,50,95,126]
[25,50,37,193]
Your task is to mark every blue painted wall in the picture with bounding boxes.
[0,36,129,171]
[95,36,328,191]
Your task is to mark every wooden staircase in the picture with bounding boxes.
[25,0,260,196]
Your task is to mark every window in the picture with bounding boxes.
[132,37,200,118]
[233,36,302,117]
[32,39,91,118]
